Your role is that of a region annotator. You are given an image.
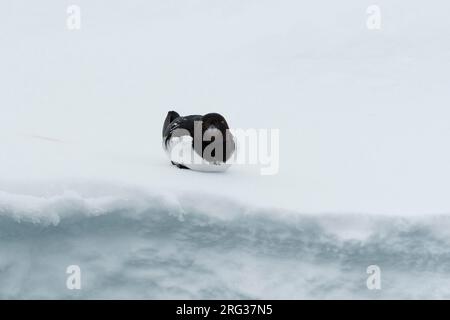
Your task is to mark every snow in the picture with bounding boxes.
[1,0,450,298]
[2,1,450,214]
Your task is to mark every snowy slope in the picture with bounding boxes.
[1,0,450,214]
[2,188,450,299]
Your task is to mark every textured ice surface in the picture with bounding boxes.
[2,185,450,299]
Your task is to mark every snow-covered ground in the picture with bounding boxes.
[1,0,450,298]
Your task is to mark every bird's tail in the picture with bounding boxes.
[162,111,180,137]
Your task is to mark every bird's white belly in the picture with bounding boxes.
[165,136,231,172]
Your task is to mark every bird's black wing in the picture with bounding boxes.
[163,114,203,147]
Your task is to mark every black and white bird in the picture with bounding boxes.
[162,111,235,171]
